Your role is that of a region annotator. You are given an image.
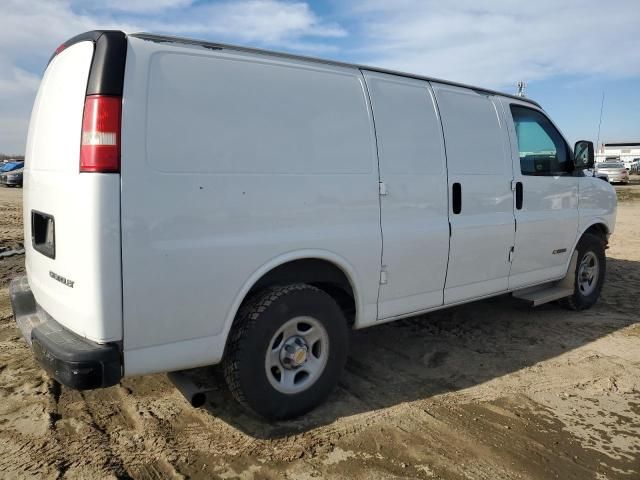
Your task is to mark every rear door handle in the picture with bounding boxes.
[452,183,462,214]
[515,181,523,210]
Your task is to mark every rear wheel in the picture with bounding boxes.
[560,233,606,310]
[223,284,348,420]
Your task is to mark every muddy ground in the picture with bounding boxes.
[1,181,639,479]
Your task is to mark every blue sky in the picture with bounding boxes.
[1,0,639,153]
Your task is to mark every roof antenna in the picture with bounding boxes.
[516,81,527,98]
[595,91,605,156]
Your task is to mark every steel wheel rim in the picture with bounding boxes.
[577,251,599,296]
[265,316,329,394]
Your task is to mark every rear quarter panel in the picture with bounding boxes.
[120,38,381,375]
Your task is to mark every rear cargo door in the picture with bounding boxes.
[23,38,123,343]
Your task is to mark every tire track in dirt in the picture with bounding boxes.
[74,385,188,478]
[0,432,60,478]
[44,386,133,477]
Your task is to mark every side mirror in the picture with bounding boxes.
[573,140,594,170]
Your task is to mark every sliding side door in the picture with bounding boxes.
[432,84,516,304]
[364,71,450,319]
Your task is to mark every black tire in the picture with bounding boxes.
[559,233,606,311]
[223,284,348,420]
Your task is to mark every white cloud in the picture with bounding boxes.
[93,0,193,13]
[140,0,346,45]
[0,58,40,155]
[350,0,640,88]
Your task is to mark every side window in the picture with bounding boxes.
[510,105,570,176]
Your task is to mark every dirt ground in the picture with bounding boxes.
[1,180,639,480]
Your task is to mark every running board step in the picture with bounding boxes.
[512,286,574,306]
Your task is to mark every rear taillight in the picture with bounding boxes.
[80,95,122,173]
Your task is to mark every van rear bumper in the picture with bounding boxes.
[9,276,122,389]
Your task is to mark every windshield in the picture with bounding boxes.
[598,163,624,168]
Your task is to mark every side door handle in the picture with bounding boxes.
[452,182,462,214]
[515,181,523,210]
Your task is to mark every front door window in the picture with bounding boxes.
[510,106,570,176]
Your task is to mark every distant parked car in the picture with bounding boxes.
[622,158,634,171]
[595,162,629,184]
[0,161,24,173]
[0,167,23,187]
[630,158,640,174]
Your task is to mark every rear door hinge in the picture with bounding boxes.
[379,181,388,196]
[380,266,388,284]
[508,246,515,263]
[511,180,517,191]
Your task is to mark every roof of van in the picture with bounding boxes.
[131,32,542,108]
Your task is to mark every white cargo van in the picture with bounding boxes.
[11,31,616,419]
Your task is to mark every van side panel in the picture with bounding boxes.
[120,38,381,375]
[362,71,449,319]
[24,41,122,343]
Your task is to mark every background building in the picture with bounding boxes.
[595,142,640,167]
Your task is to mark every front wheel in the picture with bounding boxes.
[223,284,348,420]
[559,233,606,310]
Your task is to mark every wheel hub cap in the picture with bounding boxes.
[265,316,330,394]
[577,251,599,296]
[281,336,308,369]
